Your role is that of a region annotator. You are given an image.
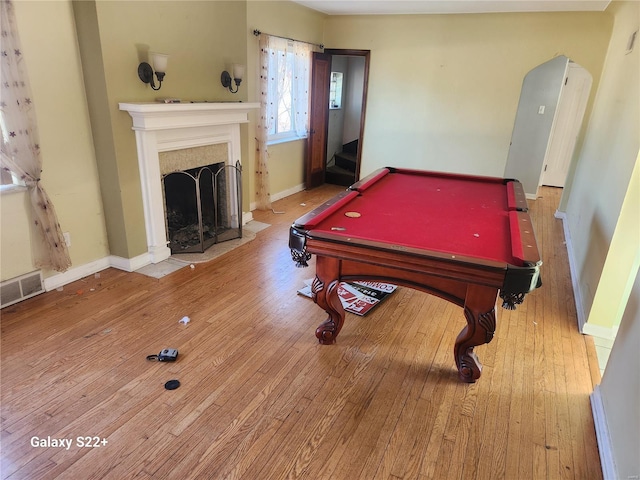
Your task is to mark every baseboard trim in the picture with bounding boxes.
[591,385,618,480]
[582,323,620,340]
[42,218,260,290]
[271,183,305,202]
[43,258,111,292]
[108,253,152,273]
[43,188,298,291]
[555,210,587,331]
[43,253,153,291]
[249,183,306,212]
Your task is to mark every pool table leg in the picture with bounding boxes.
[455,284,497,383]
[312,256,345,345]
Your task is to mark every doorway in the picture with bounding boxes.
[306,49,370,189]
[325,54,367,186]
[504,56,592,199]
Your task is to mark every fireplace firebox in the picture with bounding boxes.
[163,161,242,254]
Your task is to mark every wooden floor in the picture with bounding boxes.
[1,185,602,479]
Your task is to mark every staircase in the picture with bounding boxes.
[326,139,358,186]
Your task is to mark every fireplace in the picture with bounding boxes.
[119,102,259,264]
[163,161,242,254]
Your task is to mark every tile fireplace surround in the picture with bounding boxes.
[119,102,259,265]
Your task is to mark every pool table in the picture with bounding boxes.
[289,167,542,382]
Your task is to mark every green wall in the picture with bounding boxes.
[74,0,249,259]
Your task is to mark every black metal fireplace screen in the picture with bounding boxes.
[162,161,242,254]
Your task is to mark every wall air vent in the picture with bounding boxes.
[1,270,44,308]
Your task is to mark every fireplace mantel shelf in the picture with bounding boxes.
[119,102,259,130]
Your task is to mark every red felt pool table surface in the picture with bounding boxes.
[306,168,527,267]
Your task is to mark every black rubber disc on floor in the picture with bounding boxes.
[164,379,180,390]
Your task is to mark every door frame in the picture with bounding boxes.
[307,49,370,186]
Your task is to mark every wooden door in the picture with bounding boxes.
[306,52,331,189]
[541,64,592,187]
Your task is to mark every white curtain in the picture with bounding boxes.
[291,39,313,138]
[255,34,315,210]
[0,0,71,272]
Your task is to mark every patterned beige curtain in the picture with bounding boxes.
[0,0,71,272]
[255,34,316,211]
[256,34,272,210]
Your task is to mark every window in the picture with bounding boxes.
[267,47,296,141]
[264,37,312,144]
[329,72,343,109]
[0,169,20,187]
[0,116,24,189]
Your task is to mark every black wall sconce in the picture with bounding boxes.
[221,64,245,93]
[138,52,169,91]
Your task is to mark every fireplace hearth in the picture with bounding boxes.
[163,162,242,254]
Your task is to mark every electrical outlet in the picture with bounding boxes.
[538,105,545,114]
[63,232,71,247]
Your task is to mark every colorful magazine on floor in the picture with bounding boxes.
[297,279,397,316]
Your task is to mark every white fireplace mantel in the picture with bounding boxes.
[119,101,259,265]
[120,102,259,131]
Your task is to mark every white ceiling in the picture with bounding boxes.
[291,0,611,16]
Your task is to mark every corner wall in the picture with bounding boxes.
[564,0,639,335]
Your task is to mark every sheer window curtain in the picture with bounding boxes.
[256,34,272,211]
[255,34,315,210]
[0,0,71,272]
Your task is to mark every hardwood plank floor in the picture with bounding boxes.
[0,185,602,479]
